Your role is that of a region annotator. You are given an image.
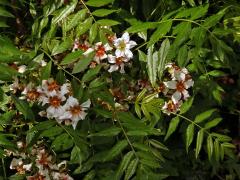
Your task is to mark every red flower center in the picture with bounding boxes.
[70,105,82,116]
[47,81,60,92]
[38,153,51,168]
[79,44,89,51]
[49,96,61,107]
[27,89,40,101]
[116,57,124,65]
[96,45,105,57]
[167,101,176,112]
[176,81,185,92]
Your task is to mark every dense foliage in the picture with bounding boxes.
[0,0,240,179]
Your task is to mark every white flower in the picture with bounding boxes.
[18,65,27,73]
[84,42,112,64]
[41,90,66,118]
[10,158,32,174]
[52,172,73,180]
[22,83,40,101]
[162,100,182,115]
[164,71,194,104]
[108,55,129,73]
[114,32,137,59]
[59,97,91,129]
[165,63,189,79]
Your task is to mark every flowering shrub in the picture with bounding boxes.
[0,0,240,179]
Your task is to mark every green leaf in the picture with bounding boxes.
[190,27,206,48]
[104,140,128,161]
[88,127,121,137]
[204,118,222,129]
[126,22,158,33]
[158,38,170,79]
[96,19,120,26]
[52,1,77,24]
[0,63,18,81]
[194,109,216,123]
[190,4,209,20]
[207,70,226,77]
[89,23,98,43]
[186,123,194,152]
[72,53,94,74]
[83,170,96,180]
[177,45,188,67]
[116,151,134,179]
[147,46,158,86]
[60,50,84,65]
[203,11,225,29]
[82,65,102,82]
[86,0,114,7]
[149,139,169,151]
[164,116,180,141]
[138,50,147,62]
[0,21,8,27]
[40,126,63,138]
[207,135,213,160]
[195,129,204,159]
[52,38,73,55]
[76,17,93,37]
[56,70,66,85]
[11,96,35,120]
[180,97,194,114]
[221,142,236,149]
[148,21,172,47]
[211,133,232,142]
[92,9,119,17]
[41,61,52,80]
[0,110,16,125]
[51,133,74,151]
[66,9,88,31]
[0,6,14,17]
[124,158,138,180]
[214,139,220,162]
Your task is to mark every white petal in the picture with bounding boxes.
[18,65,27,73]
[23,163,32,171]
[59,111,72,120]
[79,111,87,120]
[182,89,190,100]
[60,84,69,96]
[81,99,91,108]
[174,71,185,81]
[95,42,102,47]
[66,96,79,107]
[108,65,119,72]
[164,81,177,89]
[115,49,123,57]
[122,32,130,42]
[100,54,107,60]
[83,48,94,56]
[104,43,113,51]
[119,63,125,73]
[108,55,116,63]
[172,91,182,104]
[184,79,194,89]
[129,40,137,48]
[125,50,133,59]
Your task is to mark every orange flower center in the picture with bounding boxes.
[47,81,59,92]
[96,45,105,57]
[107,35,115,43]
[70,105,82,116]
[16,164,25,174]
[38,153,50,168]
[116,57,124,65]
[176,81,185,92]
[27,89,40,101]
[167,101,176,112]
[79,44,89,51]
[49,96,61,107]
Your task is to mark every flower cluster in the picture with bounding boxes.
[7,141,73,180]
[73,32,137,73]
[159,63,194,115]
[22,78,91,129]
